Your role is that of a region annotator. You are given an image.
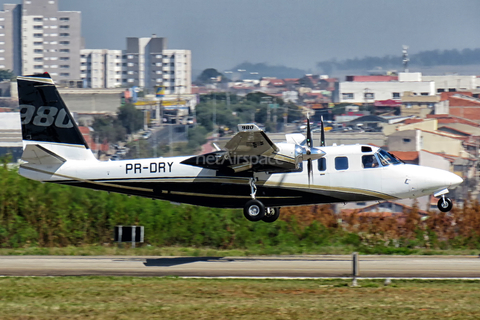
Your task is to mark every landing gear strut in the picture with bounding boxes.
[437,196,453,212]
[243,177,280,222]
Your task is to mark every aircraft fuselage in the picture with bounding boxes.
[19,144,462,208]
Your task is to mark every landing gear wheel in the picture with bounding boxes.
[437,197,453,212]
[243,199,265,222]
[262,207,280,223]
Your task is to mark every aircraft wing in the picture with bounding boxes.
[224,124,279,156]
[181,124,298,174]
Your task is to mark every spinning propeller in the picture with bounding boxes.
[301,114,325,186]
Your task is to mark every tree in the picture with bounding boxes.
[0,69,14,82]
[91,115,126,143]
[195,68,229,84]
[117,103,144,134]
[195,92,303,132]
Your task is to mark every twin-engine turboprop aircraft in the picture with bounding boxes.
[15,73,463,222]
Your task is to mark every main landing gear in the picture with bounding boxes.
[243,177,280,223]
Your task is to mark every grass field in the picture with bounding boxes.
[0,245,478,257]
[1,277,480,319]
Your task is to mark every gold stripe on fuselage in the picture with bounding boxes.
[20,165,154,193]
[22,166,395,201]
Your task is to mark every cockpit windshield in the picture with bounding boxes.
[376,149,402,166]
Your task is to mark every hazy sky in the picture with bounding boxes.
[2,0,479,72]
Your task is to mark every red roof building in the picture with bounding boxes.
[389,151,419,164]
[78,126,109,153]
[426,114,480,127]
[437,93,480,120]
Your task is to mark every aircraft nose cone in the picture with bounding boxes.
[448,172,463,188]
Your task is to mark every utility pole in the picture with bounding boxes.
[213,92,217,140]
[169,124,173,157]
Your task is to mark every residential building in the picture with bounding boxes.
[79,37,192,93]
[0,4,22,75]
[123,36,191,94]
[422,75,479,93]
[21,0,81,81]
[124,36,158,88]
[440,92,480,120]
[80,49,122,88]
[337,73,435,104]
[400,91,442,117]
[387,129,469,157]
[162,49,191,94]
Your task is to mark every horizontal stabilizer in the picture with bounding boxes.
[21,144,66,165]
[285,133,306,145]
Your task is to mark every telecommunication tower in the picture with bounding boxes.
[402,45,409,72]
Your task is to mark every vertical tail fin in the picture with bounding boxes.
[17,73,96,161]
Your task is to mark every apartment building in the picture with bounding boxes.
[0,4,22,75]
[80,49,122,88]
[162,49,191,94]
[337,72,435,104]
[122,36,191,93]
[21,0,81,80]
[422,75,480,93]
[0,2,192,92]
[0,0,82,81]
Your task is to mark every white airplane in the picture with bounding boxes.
[16,73,463,223]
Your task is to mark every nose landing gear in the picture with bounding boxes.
[434,189,453,212]
[437,196,453,212]
[243,177,281,222]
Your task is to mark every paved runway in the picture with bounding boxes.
[0,255,479,278]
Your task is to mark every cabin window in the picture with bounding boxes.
[335,157,348,170]
[362,155,379,168]
[361,146,372,153]
[318,158,326,172]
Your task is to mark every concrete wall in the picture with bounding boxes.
[58,88,124,113]
[387,130,418,152]
[422,131,466,157]
[419,150,451,171]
